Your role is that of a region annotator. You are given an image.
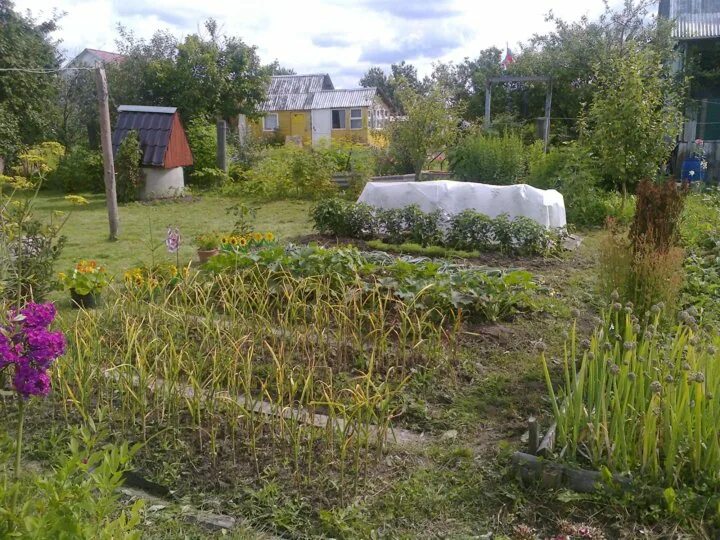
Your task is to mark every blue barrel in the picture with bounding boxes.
[681,157,705,182]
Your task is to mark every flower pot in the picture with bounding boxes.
[197,248,219,264]
[70,290,99,309]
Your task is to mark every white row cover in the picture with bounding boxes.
[357,180,567,229]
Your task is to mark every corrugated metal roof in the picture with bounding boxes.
[311,88,378,109]
[674,12,720,39]
[259,93,314,112]
[268,74,334,94]
[112,108,175,167]
[118,105,177,114]
[260,88,379,112]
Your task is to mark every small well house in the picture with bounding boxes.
[245,74,391,146]
[112,105,193,199]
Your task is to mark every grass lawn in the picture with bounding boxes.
[33,192,313,275]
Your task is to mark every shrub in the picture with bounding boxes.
[311,200,560,256]
[48,147,104,193]
[189,167,228,188]
[310,198,376,239]
[234,146,337,200]
[186,119,217,173]
[402,205,443,246]
[447,210,494,252]
[115,131,142,203]
[448,132,525,184]
[311,198,350,236]
[376,207,406,244]
[0,192,66,303]
[631,180,687,253]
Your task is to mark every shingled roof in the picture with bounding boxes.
[112,105,192,169]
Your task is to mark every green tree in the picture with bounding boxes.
[0,0,61,163]
[108,20,270,124]
[115,131,142,203]
[387,84,459,181]
[360,61,426,113]
[585,43,682,202]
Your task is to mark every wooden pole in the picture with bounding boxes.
[95,65,119,241]
[216,119,227,172]
[484,82,492,130]
[543,81,553,153]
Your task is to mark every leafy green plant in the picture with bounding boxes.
[189,166,228,188]
[0,187,68,303]
[59,260,110,295]
[446,210,494,252]
[448,132,526,185]
[194,232,220,250]
[0,430,143,539]
[48,147,104,193]
[402,205,443,246]
[312,200,561,255]
[185,118,217,173]
[115,131,142,203]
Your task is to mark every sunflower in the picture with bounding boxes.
[251,232,263,243]
[220,236,230,245]
[264,232,275,242]
[238,237,248,247]
[229,236,239,246]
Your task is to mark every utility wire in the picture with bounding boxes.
[0,66,96,73]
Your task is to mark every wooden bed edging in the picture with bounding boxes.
[511,452,632,494]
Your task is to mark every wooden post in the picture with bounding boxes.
[484,82,492,130]
[95,66,119,241]
[216,119,227,172]
[543,81,553,153]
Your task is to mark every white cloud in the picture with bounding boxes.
[17,0,610,87]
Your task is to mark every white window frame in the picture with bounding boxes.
[350,108,362,130]
[331,109,346,130]
[263,113,279,131]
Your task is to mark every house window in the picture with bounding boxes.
[263,114,278,131]
[332,109,346,129]
[350,109,362,129]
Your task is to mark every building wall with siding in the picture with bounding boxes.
[250,107,371,145]
[330,108,368,144]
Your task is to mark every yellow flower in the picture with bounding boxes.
[251,232,263,243]
[58,272,67,281]
[238,237,248,247]
[264,232,275,242]
[169,265,178,277]
[229,236,239,246]
[64,195,90,206]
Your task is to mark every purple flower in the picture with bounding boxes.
[166,227,181,254]
[24,327,66,368]
[15,303,57,329]
[0,332,18,370]
[13,363,51,397]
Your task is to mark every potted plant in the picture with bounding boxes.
[59,260,110,309]
[195,233,220,263]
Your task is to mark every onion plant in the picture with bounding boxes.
[541,301,720,489]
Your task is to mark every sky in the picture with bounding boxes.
[16,0,614,87]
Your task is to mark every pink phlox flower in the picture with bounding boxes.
[166,227,181,254]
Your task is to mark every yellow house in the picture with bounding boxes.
[248,74,391,146]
